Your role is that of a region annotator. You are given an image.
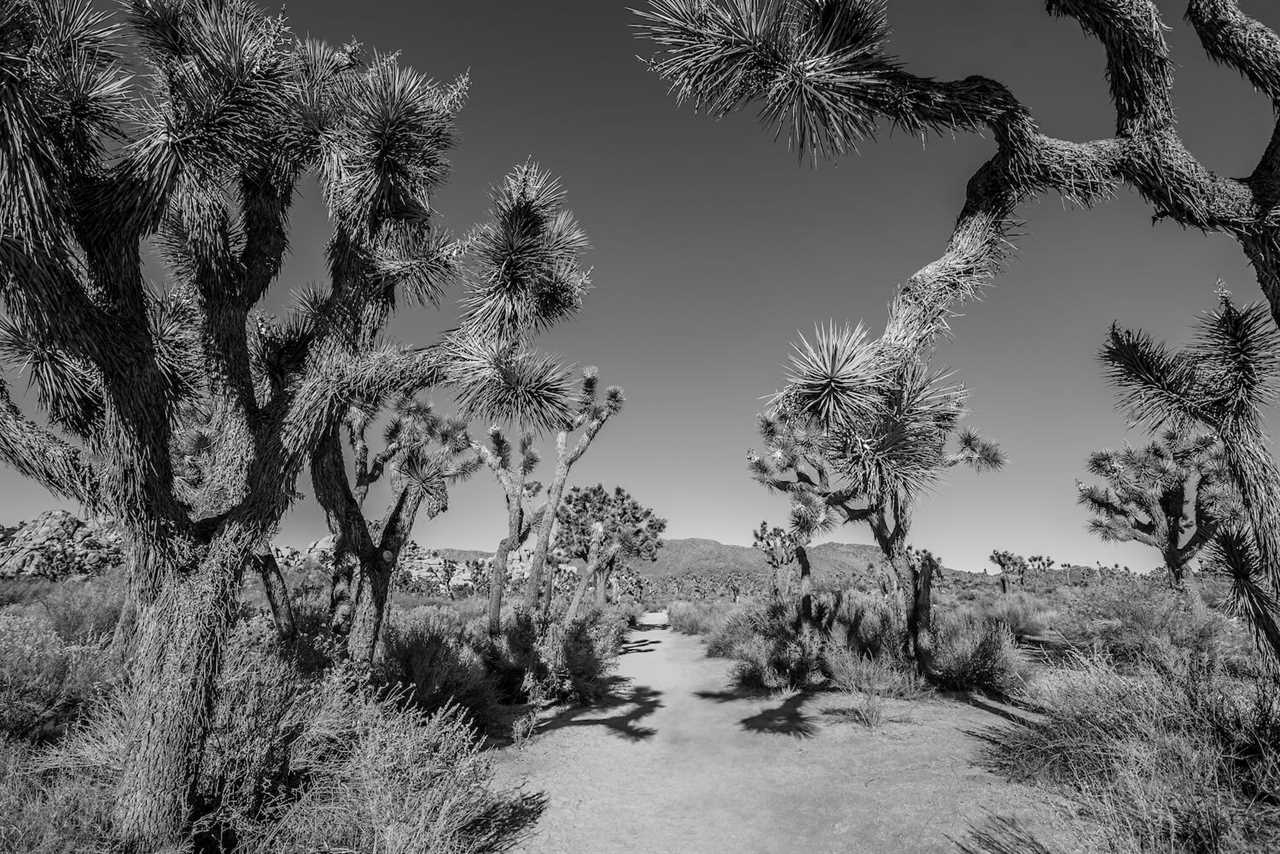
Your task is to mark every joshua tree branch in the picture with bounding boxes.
[0,380,100,507]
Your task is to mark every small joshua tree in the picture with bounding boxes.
[749,324,1003,663]
[752,521,798,598]
[315,396,480,663]
[1077,430,1238,587]
[1103,292,1280,660]
[556,485,667,621]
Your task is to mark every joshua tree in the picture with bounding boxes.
[524,368,626,616]
[750,324,1003,662]
[989,550,1028,592]
[0,2,498,844]
[1027,555,1056,573]
[473,428,552,636]
[1103,292,1280,659]
[313,395,480,663]
[308,162,590,660]
[636,0,1280,357]
[1077,430,1238,586]
[556,485,667,620]
[752,521,798,598]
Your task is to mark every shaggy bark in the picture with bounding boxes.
[794,543,814,629]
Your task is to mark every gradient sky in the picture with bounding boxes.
[13,0,1280,573]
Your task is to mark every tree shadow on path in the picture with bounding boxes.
[537,677,664,741]
[619,637,661,655]
[694,687,818,738]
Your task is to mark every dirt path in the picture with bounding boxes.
[492,612,1083,854]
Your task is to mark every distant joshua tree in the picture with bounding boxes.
[1077,430,1238,587]
[752,521,798,598]
[1103,292,1280,660]
[555,485,667,620]
[989,550,1028,593]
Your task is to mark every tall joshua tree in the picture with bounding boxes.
[1103,291,1280,659]
[0,2,492,845]
[752,521,799,598]
[308,161,590,663]
[750,324,1003,663]
[525,368,626,615]
[556,484,667,620]
[636,0,1280,353]
[1077,430,1239,586]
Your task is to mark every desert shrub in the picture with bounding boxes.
[238,688,542,854]
[0,610,115,743]
[0,569,125,644]
[980,591,1054,639]
[530,609,623,704]
[667,599,732,636]
[729,601,825,691]
[0,643,541,853]
[985,657,1280,853]
[379,607,500,729]
[1055,585,1260,675]
[817,590,905,659]
[929,615,1028,695]
[823,644,929,699]
[705,608,756,657]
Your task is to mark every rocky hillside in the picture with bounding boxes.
[0,510,125,580]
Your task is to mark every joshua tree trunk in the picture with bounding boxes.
[908,554,937,676]
[347,487,428,665]
[566,565,594,623]
[795,543,813,629]
[526,450,569,612]
[594,560,614,608]
[252,544,295,642]
[112,534,248,849]
[488,534,517,637]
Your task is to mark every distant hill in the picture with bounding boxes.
[427,537,888,585]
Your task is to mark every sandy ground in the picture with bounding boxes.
[491,612,1088,854]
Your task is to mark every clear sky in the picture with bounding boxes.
[15,0,1280,572]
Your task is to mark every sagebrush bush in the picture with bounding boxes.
[0,644,542,853]
[986,656,1280,853]
[667,599,733,636]
[0,610,115,742]
[705,609,756,658]
[0,568,125,644]
[823,644,928,699]
[729,601,826,691]
[379,607,500,729]
[929,615,1028,695]
[1052,583,1260,676]
[980,591,1054,639]
[817,591,905,659]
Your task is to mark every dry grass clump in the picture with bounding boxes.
[667,599,736,636]
[1053,585,1260,676]
[823,645,929,700]
[0,610,115,743]
[0,631,543,853]
[929,615,1029,696]
[985,656,1280,853]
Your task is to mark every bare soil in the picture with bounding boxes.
[492,612,1089,854]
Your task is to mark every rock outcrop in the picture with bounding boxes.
[0,510,126,580]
